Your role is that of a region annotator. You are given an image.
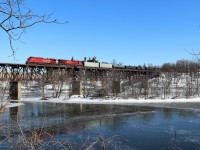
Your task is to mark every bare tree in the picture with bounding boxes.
[0,0,65,55]
[111,59,124,67]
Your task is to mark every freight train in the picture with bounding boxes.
[26,56,157,71]
[26,56,111,68]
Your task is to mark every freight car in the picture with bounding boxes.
[26,57,57,65]
[83,57,113,69]
[84,62,99,68]
[84,62,113,69]
[125,65,146,70]
[100,62,112,68]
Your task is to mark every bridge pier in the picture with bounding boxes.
[9,81,21,100]
[112,80,121,96]
[72,81,83,95]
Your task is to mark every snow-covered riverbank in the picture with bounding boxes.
[0,102,24,109]
[20,96,200,104]
[1,96,200,110]
[14,96,200,110]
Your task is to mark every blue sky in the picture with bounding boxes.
[1,0,200,66]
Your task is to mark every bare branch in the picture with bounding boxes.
[0,0,66,56]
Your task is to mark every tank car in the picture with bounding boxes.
[125,65,137,70]
[112,64,125,69]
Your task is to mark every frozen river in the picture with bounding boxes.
[1,102,200,149]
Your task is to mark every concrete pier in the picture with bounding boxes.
[112,81,121,96]
[72,81,83,95]
[9,81,21,100]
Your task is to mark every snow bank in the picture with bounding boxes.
[1,97,200,110]
[20,96,200,105]
[0,102,24,109]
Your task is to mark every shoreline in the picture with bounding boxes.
[23,97,200,110]
[1,97,200,110]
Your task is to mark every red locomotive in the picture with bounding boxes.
[26,57,57,65]
[58,59,83,66]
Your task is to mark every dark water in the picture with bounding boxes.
[1,102,200,149]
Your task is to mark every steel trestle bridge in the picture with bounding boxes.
[0,62,159,81]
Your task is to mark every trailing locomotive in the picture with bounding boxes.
[58,59,83,66]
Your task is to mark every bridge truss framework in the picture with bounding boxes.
[0,63,159,81]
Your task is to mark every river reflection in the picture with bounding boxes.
[1,102,200,149]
